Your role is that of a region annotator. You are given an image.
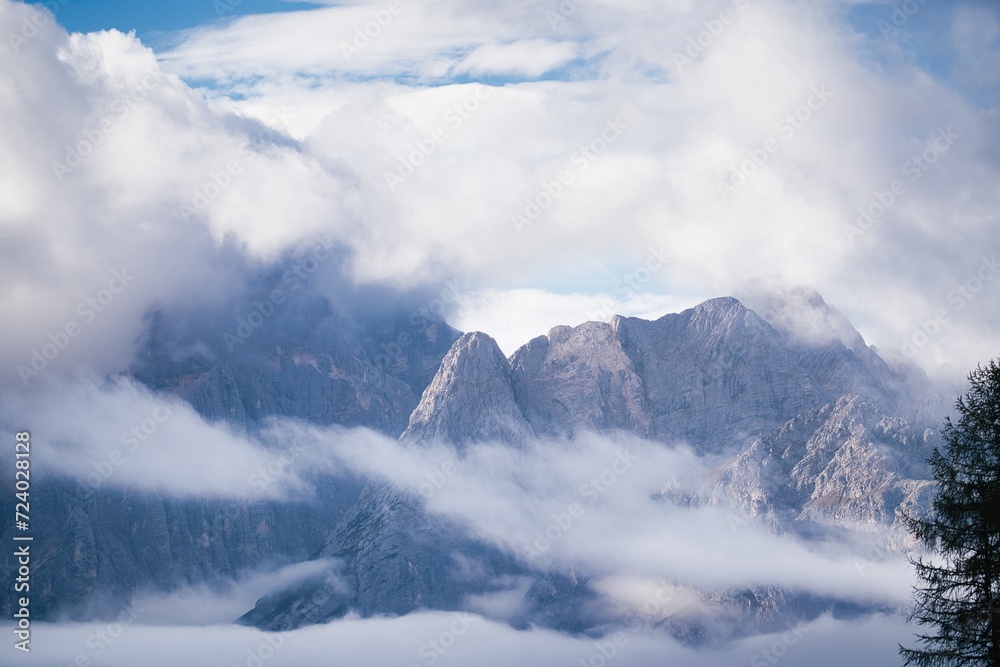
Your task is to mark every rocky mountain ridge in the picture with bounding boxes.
[1,286,941,645]
[239,289,940,639]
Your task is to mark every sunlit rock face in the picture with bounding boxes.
[239,291,936,639]
[403,331,533,448]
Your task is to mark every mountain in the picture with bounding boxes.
[711,393,937,532]
[0,289,461,621]
[131,291,461,435]
[1,284,940,644]
[238,290,938,639]
[408,294,919,453]
[402,331,532,447]
[510,320,652,438]
[238,482,523,630]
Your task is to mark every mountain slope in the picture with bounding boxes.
[239,290,936,637]
[0,289,460,621]
[402,332,532,447]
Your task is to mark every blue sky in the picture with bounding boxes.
[3,0,999,380]
[34,0,999,106]
[31,0,321,45]
[846,1,998,105]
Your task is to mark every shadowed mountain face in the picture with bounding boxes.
[239,291,938,640]
[130,291,461,436]
[2,286,939,644]
[0,289,461,621]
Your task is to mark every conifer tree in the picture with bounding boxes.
[900,359,1000,666]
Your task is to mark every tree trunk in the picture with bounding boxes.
[992,607,1000,667]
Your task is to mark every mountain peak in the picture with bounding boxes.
[735,277,914,414]
[401,331,533,447]
[736,277,866,353]
[510,319,652,438]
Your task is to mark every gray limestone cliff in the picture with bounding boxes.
[510,321,652,438]
[711,393,936,533]
[238,290,939,639]
[0,290,460,621]
[402,332,532,447]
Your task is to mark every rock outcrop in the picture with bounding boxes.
[402,332,532,447]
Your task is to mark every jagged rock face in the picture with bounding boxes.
[510,322,652,438]
[713,394,936,532]
[521,571,605,632]
[239,483,523,630]
[418,297,913,454]
[130,293,461,436]
[613,298,822,450]
[7,287,941,641]
[737,280,913,416]
[240,296,936,636]
[199,294,939,641]
[0,478,363,620]
[647,584,884,647]
[0,291,459,622]
[403,332,532,447]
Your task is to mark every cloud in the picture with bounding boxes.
[0,612,917,667]
[131,560,342,626]
[0,373,318,499]
[3,0,999,387]
[2,2,982,663]
[151,0,1000,382]
[4,384,916,614]
[247,422,918,610]
[454,40,579,78]
[0,2,354,385]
